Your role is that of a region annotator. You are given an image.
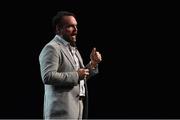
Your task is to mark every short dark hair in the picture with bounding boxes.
[52,11,76,32]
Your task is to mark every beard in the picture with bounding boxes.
[63,34,76,47]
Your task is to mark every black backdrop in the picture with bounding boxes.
[0,0,179,119]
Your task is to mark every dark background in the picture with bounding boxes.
[0,0,179,119]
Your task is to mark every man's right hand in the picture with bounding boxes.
[77,68,89,80]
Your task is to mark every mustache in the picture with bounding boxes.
[71,32,77,36]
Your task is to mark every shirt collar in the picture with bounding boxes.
[55,35,69,47]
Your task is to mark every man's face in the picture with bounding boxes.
[61,16,78,45]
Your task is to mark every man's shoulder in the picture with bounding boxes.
[39,36,65,56]
[44,40,63,51]
[39,41,61,59]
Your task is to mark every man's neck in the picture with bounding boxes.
[58,34,76,47]
[70,42,76,47]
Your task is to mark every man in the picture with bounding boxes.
[39,11,102,119]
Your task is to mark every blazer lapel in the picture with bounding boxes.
[54,37,77,70]
[76,50,85,68]
[61,46,77,69]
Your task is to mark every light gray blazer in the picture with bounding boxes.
[39,35,98,119]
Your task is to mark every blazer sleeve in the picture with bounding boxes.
[85,62,99,80]
[39,44,79,87]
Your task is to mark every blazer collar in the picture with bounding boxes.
[54,35,77,69]
[54,35,85,68]
[54,35,69,47]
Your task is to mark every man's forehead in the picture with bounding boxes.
[62,16,77,25]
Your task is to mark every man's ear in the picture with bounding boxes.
[56,25,60,33]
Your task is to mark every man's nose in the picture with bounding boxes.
[73,26,78,31]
